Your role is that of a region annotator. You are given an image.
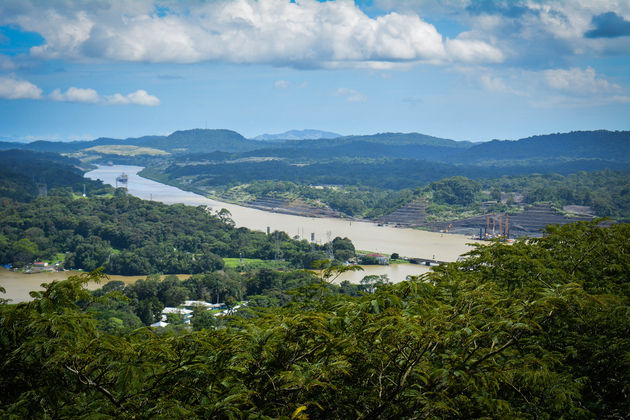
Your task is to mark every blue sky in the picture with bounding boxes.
[0,0,629,142]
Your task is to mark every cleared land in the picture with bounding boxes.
[83,145,170,156]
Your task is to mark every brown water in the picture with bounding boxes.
[0,269,189,303]
[331,263,432,284]
[0,266,427,302]
[86,165,478,262]
[0,164,474,302]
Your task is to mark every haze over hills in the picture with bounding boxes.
[454,130,630,164]
[253,129,342,141]
[0,129,261,155]
[335,132,474,148]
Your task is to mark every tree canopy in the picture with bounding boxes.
[0,194,330,274]
[1,221,628,418]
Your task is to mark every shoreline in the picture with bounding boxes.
[136,166,461,229]
[0,264,432,303]
[85,165,480,262]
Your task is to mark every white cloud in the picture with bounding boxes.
[274,80,308,89]
[0,0,504,68]
[368,0,630,66]
[127,89,160,106]
[530,66,630,106]
[103,89,160,106]
[49,87,160,106]
[0,76,42,99]
[446,37,504,63]
[543,67,620,95]
[274,80,290,89]
[479,74,526,96]
[464,65,627,107]
[50,86,100,103]
[336,88,367,102]
[0,76,159,105]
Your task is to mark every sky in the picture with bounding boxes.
[0,0,629,142]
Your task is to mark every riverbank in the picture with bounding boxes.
[0,268,169,303]
[85,165,480,262]
[138,167,358,220]
[137,167,597,238]
[0,264,431,303]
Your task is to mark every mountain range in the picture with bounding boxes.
[0,129,628,167]
[253,129,341,141]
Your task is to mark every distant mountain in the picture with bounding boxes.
[0,129,263,155]
[254,129,342,141]
[2,129,628,168]
[334,132,474,148]
[0,138,124,153]
[237,132,475,161]
[135,129,261,153]
[455,130,630,164]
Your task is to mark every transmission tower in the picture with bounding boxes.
[326,230,334,259]
[36,182,47,197]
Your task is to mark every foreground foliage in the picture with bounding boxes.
[1,221,628,418]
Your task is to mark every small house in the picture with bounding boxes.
[366,253,390,265]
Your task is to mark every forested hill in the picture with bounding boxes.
[337,132,474,148]
[290,132,474,148]
[456,130,630,163]
[133,129,261,153]
[253,129,341,140]
[0,129,261,155]
[0,193,331,274]
[0,150,336,275]
[1,129,628,165]
[0,150,109,202]
[236,130,630,164]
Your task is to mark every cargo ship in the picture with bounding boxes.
[116,173,128,189]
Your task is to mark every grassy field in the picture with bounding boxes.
[223,258,290,270]
[82,145,170,156]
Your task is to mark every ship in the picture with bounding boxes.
[115,173,128,189]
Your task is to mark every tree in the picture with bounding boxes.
[191,307,217,331]
[1,223,628,418]
[430,176,481,206]
[216,208,235,227]
[359,274,390,293]
[310,259,364,284]
[332,237,355,262]
[246,268,280,295]
[11,238,39,266]
[490,186,501,201]
[100,280,125,294]
[165,313,185,325]
[161,286,188,307]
